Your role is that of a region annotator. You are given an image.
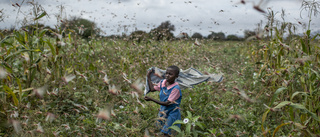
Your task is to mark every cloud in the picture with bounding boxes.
[0,0,319,37]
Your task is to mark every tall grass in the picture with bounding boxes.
[1,1,320,136]
[243,1,320,136]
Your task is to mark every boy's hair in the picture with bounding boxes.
[168,65,180,76]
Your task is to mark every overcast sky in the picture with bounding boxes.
[1,0,319,37]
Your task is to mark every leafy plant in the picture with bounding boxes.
[169,111,206,137]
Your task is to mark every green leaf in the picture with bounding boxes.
[4,49,34,61]
[290,92,308,101]
[168,125,181,133]
[34,49,41,52]
[269,87,287,106]
[311,33,319,41]
[289,104,320,122]
[272,122,290,137]
[207,128,216,134]
[34,11,47,20]
[187,111,192,118]
[68,33,72,41]
[261,109,270,134]
[3,85,19,106]
[289,103,306,110]
[274,101,320,121]
[172,120,184,125]
[195,122,204,130]
[46,40,56,56]
[300,38,307,54]
[192,116,201,122]
[39,29,48,38]
[295,105,319,121]
[1,41,13,46]
[310,68,320,78]
[306,30,311,36]
[14,31,26,46]
[274,101,292,109]
[0,35,13,45]
[193,131,198,137]
[1,63,13,73]
[186,123,191,135]
[306,129,317,137]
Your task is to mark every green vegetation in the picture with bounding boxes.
[60,17,101,39]
[0,1,320,137]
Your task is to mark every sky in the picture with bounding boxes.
[1,0,319,37]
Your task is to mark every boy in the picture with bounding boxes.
[144,65,182,136]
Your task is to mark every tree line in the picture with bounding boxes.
[1,16,260,41]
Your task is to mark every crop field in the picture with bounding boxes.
[1,1,320,137]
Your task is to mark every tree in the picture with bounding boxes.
[60,17,99,39]
[129,30,148,43]
[191,32,203,39]
[207,31,225,40]
[149,21,175,41]
[243,30,256,39]
[156,20,175,32]
[226,34,241,41]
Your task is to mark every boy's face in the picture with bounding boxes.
[165,68,178,84]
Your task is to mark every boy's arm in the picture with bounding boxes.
[147,70,157,92]
[144,96,171,106]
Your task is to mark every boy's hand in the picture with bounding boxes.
[144,96,152,101]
